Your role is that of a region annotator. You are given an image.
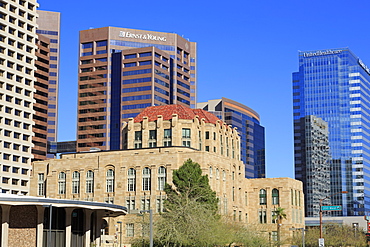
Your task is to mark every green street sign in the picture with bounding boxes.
[321,205,342,211]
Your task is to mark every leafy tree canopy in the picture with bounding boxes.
[164,158,218,213]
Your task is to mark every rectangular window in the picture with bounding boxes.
[126,223,134,237]
[182,128,191,147]
[164,129,172,146]
[38,173,44,196]
[124,54,136,59]
[82,42,93,49]
[139,52,152,57]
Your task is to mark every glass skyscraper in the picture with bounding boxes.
[198,98,265,178]
[293,48,370,216]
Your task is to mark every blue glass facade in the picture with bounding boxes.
[198,98,265,178]
[293,48,370,216]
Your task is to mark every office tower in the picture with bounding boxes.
[294,115,331,217]
[293,48,370,216]
[77,27,197,152]
[0,0,39,194]
[32,34,50,161]
[36,10,60,157]
[197,97,265,178]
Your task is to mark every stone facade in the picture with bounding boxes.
[30,105,304,245]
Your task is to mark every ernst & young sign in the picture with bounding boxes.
[119,31,167,42]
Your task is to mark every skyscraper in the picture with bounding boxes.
[77,27,197,152]
[293,48,370,216]
[0,0,39,194]
[197,97,265,178]
[36,10,60,157]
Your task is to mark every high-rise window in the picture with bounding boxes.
[158,166,166,190]
[72,171,80,194]
[86,170,94,193]
[128,168,136,191]
[106,169,114,192]
[58,172,66,194]
[142,167,151,191]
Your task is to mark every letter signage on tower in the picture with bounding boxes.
[119,31,167,42]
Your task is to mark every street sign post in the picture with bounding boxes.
[318,238,325,247]
[321,205,342,211]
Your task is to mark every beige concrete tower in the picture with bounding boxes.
[0,0,39,195]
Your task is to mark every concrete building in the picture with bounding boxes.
[0,194,126,247]
[294,115,331,217]
[31,105,304,245]
[77,27,197,152]
[198,97,265,178]
[0,0,39,195]
[36,10,61,153]
[293,48,370,216]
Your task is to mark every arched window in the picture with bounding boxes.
[209,167,213,178]
[142,167,151,191]
[58,172,66,194]
[106,169,114,192]
[216,168,219,179]
[72,171,80,194]
[222,170,226,181]
[272,188,279,205]
[259,189,267,205]
[86,170,94,193]
[128,168,136,192]
[158,166,166,190]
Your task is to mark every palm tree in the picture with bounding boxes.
[272,207,287,247]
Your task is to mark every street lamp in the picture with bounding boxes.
[319,191,348,238]
[117,221,122,247]
[140,210,153,247]
[289,228,306,247]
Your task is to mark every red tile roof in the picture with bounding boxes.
[133,105,222,124]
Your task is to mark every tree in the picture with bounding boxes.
[292,224,367,247]
[155,159,221,246]
[272,207,287,246]
[164,158,219,213]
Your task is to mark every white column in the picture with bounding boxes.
[1,205,11,247]
[65,208,74,247]
[36,206,45,247]
[84,210,92,247]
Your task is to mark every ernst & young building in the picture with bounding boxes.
[77,27,197,152]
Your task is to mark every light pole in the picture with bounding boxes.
[117,221,122,247]
[319,191,348,238]
[140,210,153,247]
[289,228,305,247]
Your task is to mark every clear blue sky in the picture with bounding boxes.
[38,0,370,179]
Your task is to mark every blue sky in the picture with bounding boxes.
[38,0,370,178]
